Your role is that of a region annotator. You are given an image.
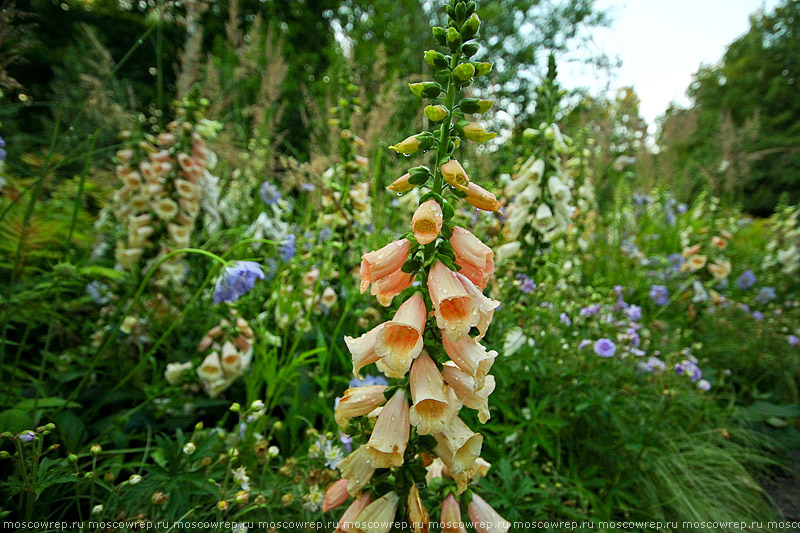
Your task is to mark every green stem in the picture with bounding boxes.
[432,52,461,197]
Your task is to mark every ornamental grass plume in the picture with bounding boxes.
[328,2,509,531]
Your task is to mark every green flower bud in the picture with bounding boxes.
[446,27,462,51]
[460,98,493,114]
[462,122,497,143]
[461,13,481,39]
[475,62,493,77]
[455,1,467,21]
[453,62,475,82]
[432,26,448,46]
[90,444,102,456]
[408,166,432,186]
[424,105,448,122]
[229,402,241,413]
[68,453,78,464]
[389,135,421,155]
[408,81,443,99]
[461,42,480,58]
[424,50,449,70]
[0,451,11,460]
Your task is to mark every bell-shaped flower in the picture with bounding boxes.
[338,447,376,497]
[442,362,495,423]
[374,292,426,378]
[494,242,521,265]
[442,335,496,390]
[387,173,415,194]
[323,479,350,513]
[533,203,555,233]
[440,494,466,533]
[360,239,411,294]
[407,484,430,533]
[428,261,479,342]
[467,494,510,533]
[547,176,571,203]
[412,199,444,245]
[518,157,545,185]
[390,135,421,155]
[441,160,470,193]
[433,416,483,474]
[345,324,386,378]
[409,351,462,435]
[462,122,497,143]
[353,492,399,533]
[370,269,414,307]
[456,273,499,341]
[503,206,528,241]
[335,385,388,427]
[465,182,500,212]
[365,389,410,468]
[336,493,372,533]
[450,227,494,290]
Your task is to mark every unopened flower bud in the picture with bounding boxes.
[453,63,475,82]
[466,182,500,212]
[0,451,11,459]
[235,491,249,505]
[268,446,280,458]
[474,62,493,76]
[408,82,443,99]
[460,98,493,114]
[229,403,241,413]
[183,442,196,455]
[91,504,104,515]
[462,122,497,143]
[441,159,470,192]
[251,400,265,411]
[90,444,102,456]
[273,420,284,431]
[432,26,448,46]
[446,27,462,51]
[129,474,142,485]
[389,135,421,155]
[68,453,78,464]
[424,50,449,70]
[217,500,229,512]
[281,494,294,506]
[425,105,448,122]
[461,42,480,58]
[461,12,481,39]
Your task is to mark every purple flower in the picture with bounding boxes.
[259,182,281,205]
[578,339,591,350]
[637,356,666,374]
[580,304,601,317]
[17,430,35,443]
[736,270,756,290]
[517,274,536,294]
[349,375,389,388]
[339,432,353,453]
[675,360,702,382]
[627,327,641,347]
[213,261,266,304]
[0,136,5,161]
[559,313,571,326]
[789,335,800,346]
[280,234,296,262]
[755,287,776,305]
[649,285,669,306]
[300,183,315,192]
[667,253,685,272]
[594,338,616,358]
[697,379,711,391]
[752,311,763,321]
[626,305,642,322]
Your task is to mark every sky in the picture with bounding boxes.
[558,0,781,130]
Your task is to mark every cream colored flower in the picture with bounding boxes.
[365,389,410,468]
[409,351,462,435]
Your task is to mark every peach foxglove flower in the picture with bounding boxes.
[387,173,415,193]
[323,479,350,513]
[197,352,223,383]
[335,385,388,427]
[303,269,320,286]
[450,226,494,290]
[428,261,479,342]
[365,389,410,468]
[455,273,499,341]
[442,335,496,390]
[353,492,399,533]
[711,236,728,250]
[336,493,372,532]
[167,223,192,248]
[338,447,376,497]
[220,341,242,375]
[374,292,426,378]
[440,494,466,533]
[409,351,462,435]
[433,416,483,474]
[707,259,731,279]
[370,269,414,307]
[412,199,444,245]
[407,484,430,533]
[681,254,707,272]
[465,182,500,212]
[441,160,470,193]
[682,244,702,258]
[442,362,495,423]
[467,494,510,533]
[175,178,198,199]
[345,324,386,379]
[360,239,411,294]
[165,361,193,385]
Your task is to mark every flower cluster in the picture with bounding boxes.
[110,100,220,284]
[764,200,800,276]
[325,3,509,532]
[189,311,255,396]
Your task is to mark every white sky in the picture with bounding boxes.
[559,0,781,130]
